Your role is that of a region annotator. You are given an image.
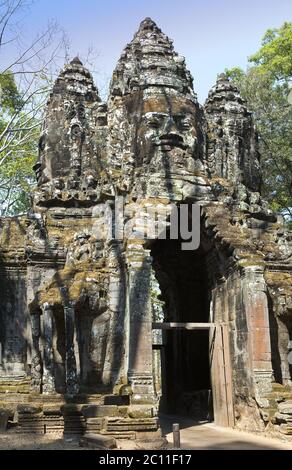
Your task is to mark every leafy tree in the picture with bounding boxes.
[0,71,39,215]
[0,71,23,111]
[249,22,292,81]
[0,0,67,216]
[225,22,292,218]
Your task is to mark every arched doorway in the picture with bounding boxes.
[150,222,234,426]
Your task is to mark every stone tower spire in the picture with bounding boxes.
[110,17,195,99]
[204,73,261,191]
[107,18,205,198]
[33,58,101,193]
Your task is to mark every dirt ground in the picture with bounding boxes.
[0,431,85,450]
[1,416,292,450]
[162,416,292,450]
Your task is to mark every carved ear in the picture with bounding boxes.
[38,135,46,151]
[70,124,84,140]
[33,162,42,172]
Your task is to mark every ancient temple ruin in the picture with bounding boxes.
[0,18,292,440]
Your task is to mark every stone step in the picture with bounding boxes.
[18,415,43,421]
[99,430,136,439]
[17,405,42,414]
[45,430,63,434]
[17,428,44,434]
[106,421,157,432]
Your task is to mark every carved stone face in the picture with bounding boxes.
[33,98,87,186]
[133,94,198,172]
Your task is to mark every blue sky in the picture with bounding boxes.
[9,0,292,102]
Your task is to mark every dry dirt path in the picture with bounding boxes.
[1,416,292,450]
[161,415,292,450]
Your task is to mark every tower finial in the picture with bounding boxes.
[217,72,228,82]
[139,17,158,29]
[70,56,83,66]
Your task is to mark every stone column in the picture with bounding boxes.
[41,303,55,393]
[64,302,79,395]
[243,266,273,396]
[104,241,126,386]
[126,247,155,404]
[30,313,42,392]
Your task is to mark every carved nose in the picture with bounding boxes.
[164,117,178,134]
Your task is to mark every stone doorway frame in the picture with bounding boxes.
[152,322,235,428]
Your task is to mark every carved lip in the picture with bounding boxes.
[158,134,186,150]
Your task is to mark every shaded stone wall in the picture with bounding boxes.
[0,271,28,376]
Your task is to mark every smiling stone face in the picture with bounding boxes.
[133,93,199,174]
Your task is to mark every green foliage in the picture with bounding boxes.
[0,0,66,216]
[225,22,292,218]
[0,72,37,216]
[249,22,292,81]
[0,72,23,113]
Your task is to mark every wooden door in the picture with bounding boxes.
[210,323,235,427]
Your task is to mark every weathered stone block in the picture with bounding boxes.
[278,401,292,415]
[127,405,154,419]
[81,405,119,418]
[0,409,9,432]
[17,404,42,414]
[86,417,103,425]
[104,395,129,406]
[79,433,116,449]
[43,405,62,416]
[274,412,292,423]
[61,404,83,416]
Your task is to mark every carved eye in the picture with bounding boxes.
[67,108,76,119]
[180,118,192,130]
[71,124,83,138]
[97,115,107,126]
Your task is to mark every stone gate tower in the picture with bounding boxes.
[0,18,292,440]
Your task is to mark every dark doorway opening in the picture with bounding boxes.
[151,237,213,421]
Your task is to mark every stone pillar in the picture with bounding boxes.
[30,313,42,392]
[104,241,126,386]
[41,303,55,393]
[243,266,273,396]
[126,247,155,403]
[64,302,79,395]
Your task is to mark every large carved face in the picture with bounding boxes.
[33,98,86,186]
[133,94,199,173]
